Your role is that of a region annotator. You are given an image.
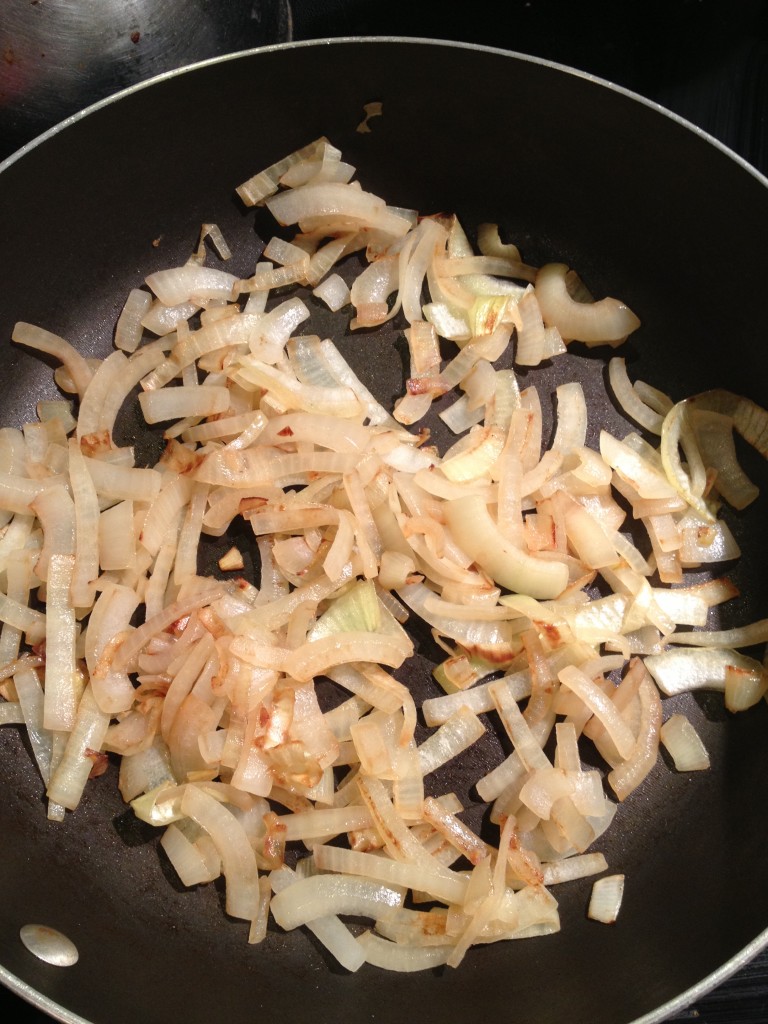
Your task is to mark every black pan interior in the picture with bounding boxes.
[1,39,768,1024]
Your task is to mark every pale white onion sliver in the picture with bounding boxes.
[68,438,100,608]
[0,475,66,517]
[0,702,24,724]
[313,273,351,311]
[693,409,759,510]
[12,322,94,400]
[356,930,452,971]
[535,264,640,345]
[85,582,141,678]
[557,666,636,760]
[645,647,763,697]
[249,876,273,945]
[31,485,75,583]
[318,339,399,428]
[600,431,678,500]
[608,358,664,434]
[356,774,460,884]
[489,677,552,773]
[144,519,182,622]
[660,714,710,771]
[161,822,221,886]
[174,483,209,584]
[445,494,569,601]
[145,265,238,307]
[607,675,662,802]
[267,182,412,240]
[46,685,110,810]
[85,457,162,502]
[422,672,531,728]
[139,385,231,425]
[326,664,409,716]
[422,796,488,866]
[665,619,768,650]
[99,501,136,571]
[14,666,53,783]
[182,410,265,444]
[232,361,362,419]
[275,805,374,841]
[269,865,366,972]
[180,784,260,920]
[542,852,608,886]
[269,872,403,931]
[76,350,129,440]
[552,382,588,453]
[514,287,546,367]
[0,592,46,644]
[350,256,399,320]
[115,288,153,353]
[97,345,168,437]
[42,554,79,732]
[312,845,468,906]
[285,632,412,685]
[417,706,486,775]
[140,475,194,558]
[634,379,674,416]
[141,300,199,337]
[588,873,625,924]
[476,751,528,804]
[161,631,217,741]
[0,549,35,668]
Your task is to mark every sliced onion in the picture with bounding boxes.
[445,494,569,601]
[535,264,640,346]
[645,647,764,697]
[660,714,710,771]
[587,873,625,924]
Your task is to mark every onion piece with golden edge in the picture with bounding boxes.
[236,137,330,206]
[692,408,760,509]
[535,264,640,346]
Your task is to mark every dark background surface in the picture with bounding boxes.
[1,1,767,1022]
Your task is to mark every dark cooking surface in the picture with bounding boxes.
[1,4,768,1024]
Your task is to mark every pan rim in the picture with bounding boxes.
[1,34,767,190]
[2,33,767,1024]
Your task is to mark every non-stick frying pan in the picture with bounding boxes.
[1,38,768,1024]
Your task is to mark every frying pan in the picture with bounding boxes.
[1,37,768,1024]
